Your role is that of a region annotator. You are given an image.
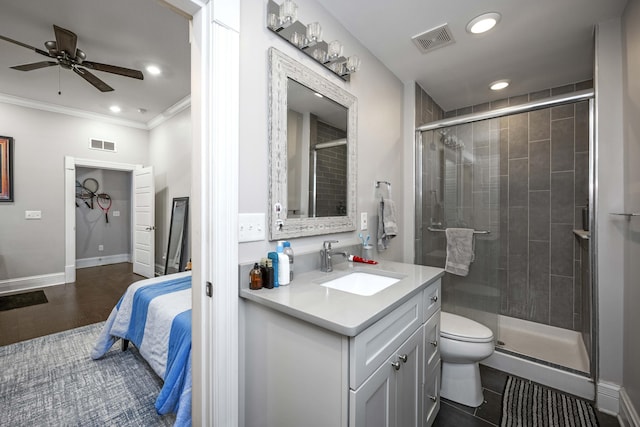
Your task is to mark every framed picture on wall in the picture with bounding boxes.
[0,136,14,202]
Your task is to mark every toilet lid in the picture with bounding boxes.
[440,312,494,343]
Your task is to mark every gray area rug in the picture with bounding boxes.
[501,376,598,427]
[0,322,175,426]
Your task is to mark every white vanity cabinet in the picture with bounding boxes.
[242,275,442,427]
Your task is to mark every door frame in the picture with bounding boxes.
[64,156,140,283]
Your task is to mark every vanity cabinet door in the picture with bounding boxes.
[423,309,441,376]
[349,352,397,427]
[396,327,424,427]
[423,361,441,427]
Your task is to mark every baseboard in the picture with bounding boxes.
[620,387,640,427]
[597,381,621,415]
[0,272,66,295]
[76,254,131,269]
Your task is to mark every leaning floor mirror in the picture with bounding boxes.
[268,47,358,240]
[164,197,189,275]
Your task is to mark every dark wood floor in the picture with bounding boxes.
[0,263,142,346]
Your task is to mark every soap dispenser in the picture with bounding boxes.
[276,243,290,286]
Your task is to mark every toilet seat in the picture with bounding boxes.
[441,312,494,343]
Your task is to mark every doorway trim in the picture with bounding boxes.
[64,156,140,283]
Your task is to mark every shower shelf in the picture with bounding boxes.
[427,226,490,235]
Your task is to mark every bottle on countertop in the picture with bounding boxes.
[249,263,263,290]
[263,258,274,289]
[276,243,290,286]
[267,252,279,287]
[283,241,294,281]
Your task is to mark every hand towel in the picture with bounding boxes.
[377,197,398,251]
[444,228,475,276]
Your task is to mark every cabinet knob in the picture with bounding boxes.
[430,295,438,303]
[398,354,408,363]
[391,361,401,371]
[430,340,438,347]
[428,394,438,402]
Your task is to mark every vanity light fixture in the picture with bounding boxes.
[466,12,501,34]
[489,79,510,90]
[265,0,360,81]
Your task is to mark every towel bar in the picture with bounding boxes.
[427,226,490,235]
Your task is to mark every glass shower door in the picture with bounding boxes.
[415,118,501,336]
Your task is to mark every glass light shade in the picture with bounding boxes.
[267,12,279,29]
[279,0,298,25]
[327,40,343,59]
[306,22,322,43]
[312,48,327,63]
[346,56,361,73]
[290,31,304,48]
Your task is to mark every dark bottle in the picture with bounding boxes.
[250,263,263,290]
[264,258,275,289]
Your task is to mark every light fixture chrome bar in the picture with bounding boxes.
[427,226,490,235]
[416,89,594,132]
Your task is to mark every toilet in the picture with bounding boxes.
[439,311,495,407]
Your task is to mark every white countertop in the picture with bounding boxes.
[239,260,444,336]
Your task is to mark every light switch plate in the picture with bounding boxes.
[239,213,266,242]
[360,212,368,230]
[112,210,121,217]
[25,210,42,220]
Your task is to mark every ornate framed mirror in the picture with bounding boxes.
[268,47,357,240]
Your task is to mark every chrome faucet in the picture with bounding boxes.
[320,240,349,272]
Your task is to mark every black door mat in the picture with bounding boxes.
[0,290,48,311]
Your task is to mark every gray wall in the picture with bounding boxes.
[149,107,191,274]
[238,0,405,263]
[0,103,149,281]
[75,167,131,260]
[622,0,640,414]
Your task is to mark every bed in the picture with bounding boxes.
[91,271,192,427]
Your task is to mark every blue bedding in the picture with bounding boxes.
[91,272,192,426]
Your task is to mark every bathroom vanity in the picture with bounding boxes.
[241,261,444,427]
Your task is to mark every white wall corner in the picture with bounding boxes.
[620,387,640,427]
[598,381,621,416]
[402,80,416,264]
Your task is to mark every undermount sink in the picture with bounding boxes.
[318,271,405,296]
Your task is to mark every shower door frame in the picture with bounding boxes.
[414,89,597,383]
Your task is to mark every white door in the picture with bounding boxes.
[133,166,155,277]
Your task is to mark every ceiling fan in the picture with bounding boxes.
[0,24,144,92]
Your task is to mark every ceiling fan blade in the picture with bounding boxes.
[73,67,113,92]
[0,34,52,57]
[11,61,58,71]
[53,25,78,58]
[83,61,144,80]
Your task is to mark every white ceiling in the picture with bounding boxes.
[0,0,190,126]
[321,0,628,111]
[0,0,629,125]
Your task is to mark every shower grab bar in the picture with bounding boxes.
[427,226,490,235]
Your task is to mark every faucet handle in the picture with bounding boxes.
[323,240,339,250]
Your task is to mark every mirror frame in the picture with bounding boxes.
[164,196,189,275]
[268,47,357,240]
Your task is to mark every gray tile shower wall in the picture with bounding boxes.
[416,80,591,332]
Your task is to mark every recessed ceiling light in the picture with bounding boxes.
[466,12,501,34]
[109,105,121,113]
[314,92,324,98]
[490,79,510,91]
[146,65,161,76]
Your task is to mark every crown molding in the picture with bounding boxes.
[147,95,191,129]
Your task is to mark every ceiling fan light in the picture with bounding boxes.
[466,12,501,34]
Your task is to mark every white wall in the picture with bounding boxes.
[238,0,404,263]
[595,18,625,403]
[0,102,149,281]
[622,0,640,418]
[149,107,192,273]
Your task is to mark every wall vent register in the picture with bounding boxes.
[89,138,117,153]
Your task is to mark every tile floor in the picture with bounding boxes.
[433,365,620,427]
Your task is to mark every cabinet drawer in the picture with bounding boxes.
[350,293,423,389]
[423,361,441,427]
[423,310,440,377]
[422,279,441,322]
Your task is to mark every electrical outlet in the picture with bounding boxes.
[360,212,368,230]
[112,210,120,217]
[98,245,104,251]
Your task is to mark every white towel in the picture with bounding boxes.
[377,197,398,251]
[444,228,475,276]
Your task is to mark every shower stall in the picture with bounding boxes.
[414,89,596,398]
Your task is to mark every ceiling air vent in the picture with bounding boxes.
[411,24,455,53]
[89,138,117,153]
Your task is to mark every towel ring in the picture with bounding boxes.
[376,181,392,199]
